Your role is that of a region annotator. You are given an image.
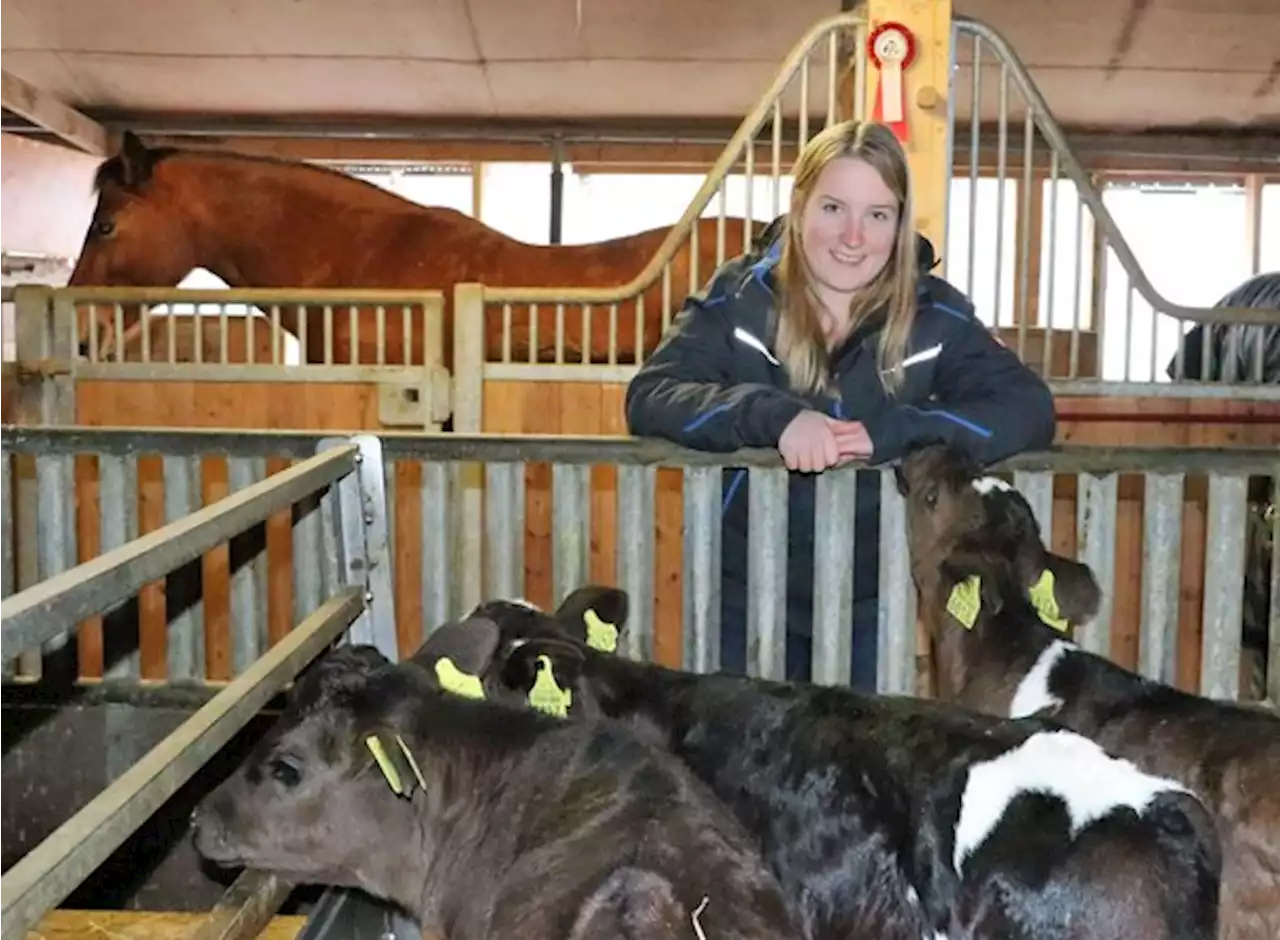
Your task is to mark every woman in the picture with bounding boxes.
[624,120,1056,690]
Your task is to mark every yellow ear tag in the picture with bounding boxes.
[1028,569,1069,633]
[434,657,486,700]
[365,733,426,798]
[527,654,573,718]
[394,734,427,790]
[365,734,405,796]
[946,575,982,630]
[584,608,618,653]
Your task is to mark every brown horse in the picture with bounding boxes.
[69,132,758,366]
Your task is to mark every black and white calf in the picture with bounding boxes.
[896,441,1279,940]
[414,588,1223,940]
[191,642,802,940]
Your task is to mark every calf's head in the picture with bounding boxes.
[406,585,629,719]
[191,645,431,887]
[895,443,1101,634]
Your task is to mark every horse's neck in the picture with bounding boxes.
[181,158,422,288]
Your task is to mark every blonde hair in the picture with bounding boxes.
[775,120,918,397]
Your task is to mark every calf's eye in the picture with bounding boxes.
[924,489,940,510]
[270,757,302,788]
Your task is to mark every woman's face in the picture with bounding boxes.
[799,155,900,297]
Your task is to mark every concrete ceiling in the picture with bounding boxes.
[1,0,1277,136]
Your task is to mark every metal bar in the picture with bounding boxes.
[746,468,788,680]
[1075,473,1118,657]
[292,485,324,625]
[318,437,398,661]
[1200,473,1248,699]
[484,462,525,599]
[1,446,357,656]
[877,472,916,694]
[35,453,77,659]
[190,869,294,940]
[2,450,12,676]
[811,467,857,686]
[227,458,268,675]
[551,463,591,608]
[420,461,452,627]
[0,587,365,940]
[1139,473,1184,685]
[4,427,1280,475]
[682,467,722,674]
[164,455,204,680]
[1268,475,1280,705]
[99,455,139,680]
[1012,470,1055,542]
[616,465,656,663]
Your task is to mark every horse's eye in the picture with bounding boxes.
[270,757,302,788]
[94,219,116,237]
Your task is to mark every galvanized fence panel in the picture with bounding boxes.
[5,427,1271,706]
[950,15,1280,400]
[456,10,870,387]
[0,430,390,940]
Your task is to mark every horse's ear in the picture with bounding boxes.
[117,131,155,188]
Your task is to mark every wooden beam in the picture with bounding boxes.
[1244,173,1263,276]
[1,70,107,156]
[861,0,953,257]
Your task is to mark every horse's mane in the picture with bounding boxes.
[93,145,426,210]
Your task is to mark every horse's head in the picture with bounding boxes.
[69,131,200,357]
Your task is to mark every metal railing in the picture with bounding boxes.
[462,10,868,384]
[3,426,1275,702]
[0,431,400,940]
[949,16,1279,396]
[2,425,1274,940]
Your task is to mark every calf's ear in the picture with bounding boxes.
[411,615,501,676]
[294,644,389,709]
[553,586,629,652]
[362,728,426,800]
[498,639,586,718]
[1032,552,1102,630]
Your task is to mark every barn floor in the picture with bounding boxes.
[24,910,306,940]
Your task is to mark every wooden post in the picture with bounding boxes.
[857,1,954,699]
[860,0,954,259]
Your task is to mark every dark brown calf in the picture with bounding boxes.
[896,442,1280,940]
[415,589,1224,940]
[191,643,801,940]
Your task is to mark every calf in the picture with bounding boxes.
[191,643,801,940]
[415,589,1223,940]
[895,441,1280,940]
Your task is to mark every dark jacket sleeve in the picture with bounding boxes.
[861,307,1057,466]
[624,265,812,453]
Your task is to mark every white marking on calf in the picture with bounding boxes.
[971,476,1013,495]
[1009,639,1074,718]
[952,729,1186,875]
[507,597,541,611]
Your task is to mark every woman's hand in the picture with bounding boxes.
[778,411,842,472]
[827,419,874,463]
